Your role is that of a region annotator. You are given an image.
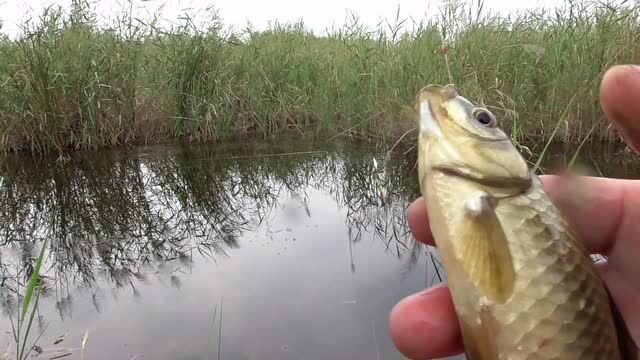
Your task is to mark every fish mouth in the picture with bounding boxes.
[417,84,458,139]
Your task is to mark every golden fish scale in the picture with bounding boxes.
[428,173,621,360]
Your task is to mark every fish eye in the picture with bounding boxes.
[472,108,496,127]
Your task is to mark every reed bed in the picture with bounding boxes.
[0,0,638,154]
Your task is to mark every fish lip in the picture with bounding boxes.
[418,99,440,136]
[418,84,458,138]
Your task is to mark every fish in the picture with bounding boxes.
[415,84,625,360]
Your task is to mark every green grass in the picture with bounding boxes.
[3,240,48,360]
[0,0,638,154]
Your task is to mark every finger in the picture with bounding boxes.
[600,64,640,153]
[389,284,464,359]
[539,174,639,256]
[407,197,435,246]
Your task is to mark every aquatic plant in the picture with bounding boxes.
[2,240,48,360]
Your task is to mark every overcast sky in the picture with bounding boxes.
[0,0,596,37]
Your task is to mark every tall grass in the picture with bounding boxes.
[0,0,638,154]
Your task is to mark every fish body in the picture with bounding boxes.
[416,84,622,360]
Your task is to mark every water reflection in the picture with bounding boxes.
[0,139,637,360]
[0,140,438,360]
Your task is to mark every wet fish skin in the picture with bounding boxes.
[416,84,622,360]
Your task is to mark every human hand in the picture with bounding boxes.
[389,65,640,359]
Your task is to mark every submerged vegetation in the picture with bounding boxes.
[0,0,638,154]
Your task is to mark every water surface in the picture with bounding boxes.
[0,139,637,360]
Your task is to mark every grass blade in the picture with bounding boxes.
[568,122,598,168]
[20,240,47,323]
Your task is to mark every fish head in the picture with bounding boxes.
[416,84,532,193]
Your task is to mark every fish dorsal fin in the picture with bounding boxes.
[457,193,515,304]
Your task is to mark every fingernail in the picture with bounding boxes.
[415,282,448,299]
[406,197,423,215]
[624,64,640,73]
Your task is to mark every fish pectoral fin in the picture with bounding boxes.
[458,193,515,304]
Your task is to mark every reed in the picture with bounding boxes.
[0,0,638,154]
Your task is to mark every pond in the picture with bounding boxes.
[0,138,637,360]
